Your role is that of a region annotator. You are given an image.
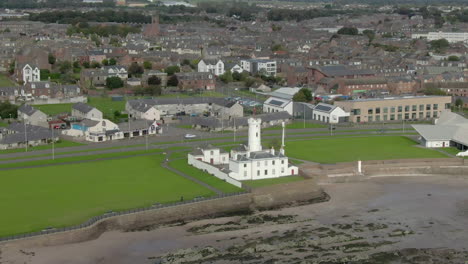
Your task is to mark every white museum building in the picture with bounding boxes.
[188,117,299,182]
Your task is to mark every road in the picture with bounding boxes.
[0,123,416,165]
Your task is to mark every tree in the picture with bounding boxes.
[455,98,464,108]
[91,61,101,68]
[363,29,375,44]
[106,76,124,89]
[128,62,144,77]
[102,59,109,66]
[165,65,180,76]
[430,38,450,52]
[109,58,117,65]
[293,88,312,102]
[83,61,90,68]
[244,77,255,87]
[58,61,72,74]
[219,70,233,83]
[148,75,161,86]
[48,53,56,65]
[0,101,18,119]
[167,75,179,87]
[73,61,80,69]
[448,55,460,61]
[337,27,358,35]
[143,61,152,70]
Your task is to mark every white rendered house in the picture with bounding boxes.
[22,64,40,84]
[188,117,299,182]
[197,59,225,76]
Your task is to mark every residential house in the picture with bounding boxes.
[21,64,40,84]
[118,119,162,138]
[72,102,103,120]
[176,72,215,90]
[17,104,48,127]
[0,123,57,150]
[65,119,123,142]
[263,87,301,115]
[198,59,225,76]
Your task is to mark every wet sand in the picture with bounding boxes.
[1,175,468,264]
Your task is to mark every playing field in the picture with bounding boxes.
[285,136,449,163]
[0,74,16,87]
[0,154,214,237]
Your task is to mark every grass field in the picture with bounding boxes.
[285,136,448,163]
[169,158,243,193]
[265,121,327,130]
[243,176,304,188]
[88,97,126,118]
[34,103,73,116]
[0,154,214,237]
[0,74,16,87]
[0,140,84,154]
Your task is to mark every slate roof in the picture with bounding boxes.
[314,65,375,77]
[72,102,95,114]
[118,119,154,131]
[18,104,38,116]
[127,97,240,112]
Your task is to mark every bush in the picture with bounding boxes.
[106,76,124,89]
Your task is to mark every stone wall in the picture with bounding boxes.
[188,155,242,188]
[2,179,324,248]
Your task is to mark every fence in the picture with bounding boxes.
[29,96,87,105]
[0,191,248,243]
[188,157,243,188]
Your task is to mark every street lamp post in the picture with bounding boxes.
[24,121,28,152]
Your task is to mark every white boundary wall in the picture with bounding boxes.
[188,155,243,188]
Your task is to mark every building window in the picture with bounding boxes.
[368,116,373,122]
[426,112,431,118]
[390,114,395,120]
[244,171,247,177]
[412,113,416,119]
[426,104,431,110]
[398,106,402,112]
[281,160,284,164]
[412,105,417,111]
[264,170,268,175]
[272,169,275,175]
[244,164,247,168]
[383,107,388,113]
[272,161,275,165]
[445,103,451,109]
[405,105,410,112]
[405,113,409,120]
[433,111,438,117]
[433,104,438,110]
[257,170,260,176]
[264,160,268,166]
[419,104,424,111]
[419,112,424,119]
[352,109,361,115]
[391,107,396,113]
[383,115,388,121]
[376,115,381,121]
[376,107,381,114]
[397,114,402,120]
[281,167,284,173]
[368,108,373,114]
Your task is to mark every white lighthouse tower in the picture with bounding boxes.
[248,117,262,152]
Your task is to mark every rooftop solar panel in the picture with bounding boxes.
[269,100,285,106]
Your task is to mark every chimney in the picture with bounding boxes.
[270,146,275,155]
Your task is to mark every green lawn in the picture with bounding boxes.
[0,140,84,154]
[169,158,243,193]
[265,121,327,130]
[0,121,8,127]
[243,176,304,188]
[0,154,214,237]
[285,136,449,164]
[88,97,126,118]
[0,74,16,87]
[0,149,162,169]
[35,103,73,116]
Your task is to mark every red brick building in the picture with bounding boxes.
[176,72,215,90]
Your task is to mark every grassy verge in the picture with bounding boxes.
[264,121,327,130]
[168,158,243,193]
[0,140,85,154]
[286,136,448,163]
[0,149,163,169]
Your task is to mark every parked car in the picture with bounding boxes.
[184,134,197,139]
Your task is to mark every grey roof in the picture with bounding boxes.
[0,123,54,145]
[18,104,38,116]
[412,112,468,145]
[118,119,154,132]
[314,65,375,77]
[72,103,95,114]
[7,122,49,134]
[128,97,240,112]
[235,151,285,161]
[190,111,291,128]
[80,119,100,127]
